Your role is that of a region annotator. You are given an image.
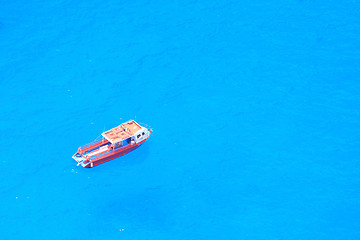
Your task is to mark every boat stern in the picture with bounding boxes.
[72,152,91,168]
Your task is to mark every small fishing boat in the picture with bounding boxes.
[72,120,151,168]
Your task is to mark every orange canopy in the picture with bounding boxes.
[102,120,142,143]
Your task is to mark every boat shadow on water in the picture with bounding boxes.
[92,186,177,232]
[109,142,151,168]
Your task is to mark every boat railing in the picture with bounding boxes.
[91,144,125,160]
[80,138,105,150]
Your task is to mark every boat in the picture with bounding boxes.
[72,120,151,168]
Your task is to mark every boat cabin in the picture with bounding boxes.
[101,120,149,147]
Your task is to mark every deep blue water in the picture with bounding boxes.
[1,1,360,239]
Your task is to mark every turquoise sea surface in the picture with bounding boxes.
[1,0,360,239]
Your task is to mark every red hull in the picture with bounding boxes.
[86,142,142,168]
[73,133,150,168]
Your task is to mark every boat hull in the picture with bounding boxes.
[73,134,150,168]
[86,142,142,168]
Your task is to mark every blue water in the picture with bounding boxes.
[1,1,360,239]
